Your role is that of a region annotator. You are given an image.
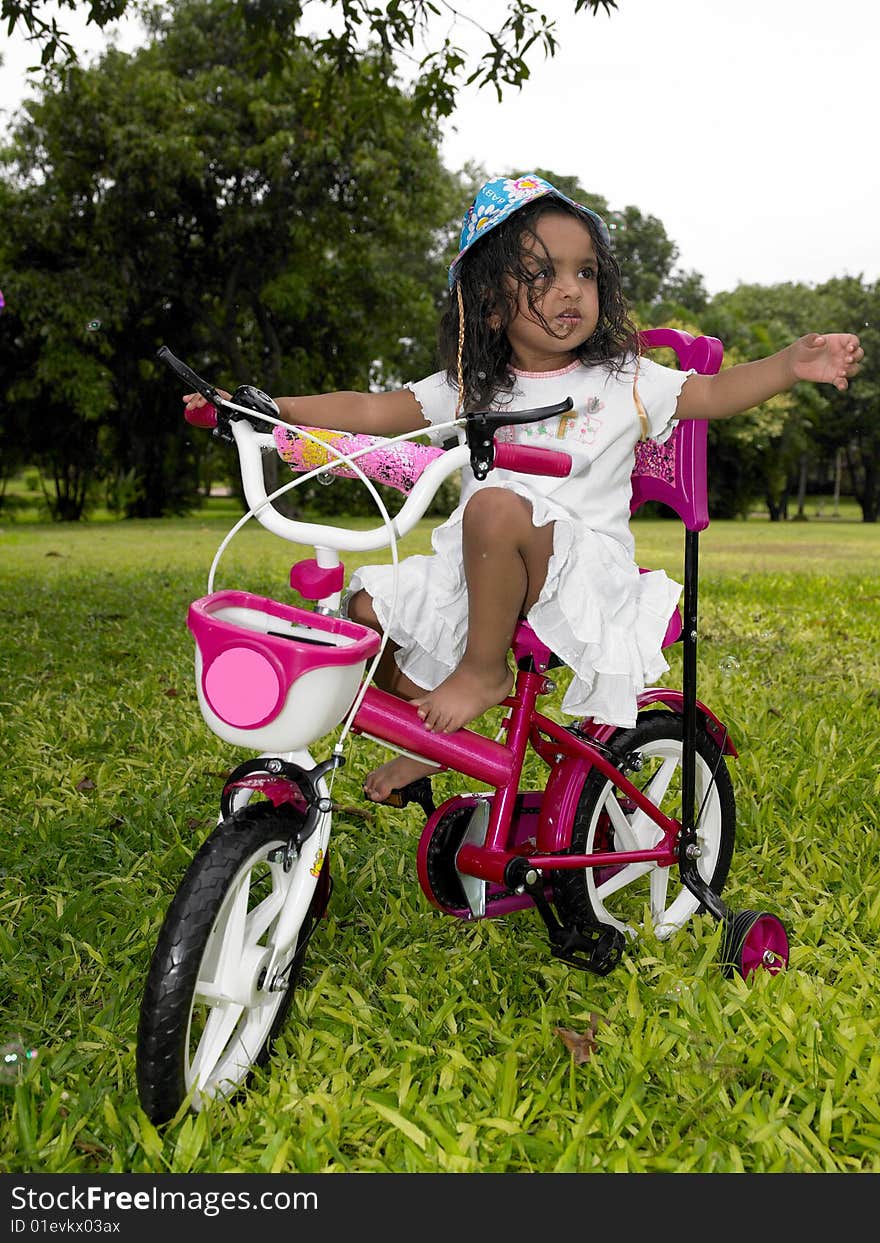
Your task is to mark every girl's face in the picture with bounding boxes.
[503,211,600,372]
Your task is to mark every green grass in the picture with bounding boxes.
[1,512,879,1173]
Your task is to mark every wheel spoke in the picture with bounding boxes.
[209,870,254,990]
[603,793,642,852]
[627,753,678,845]
[649,859,671,920]
[595,859,652,899]
[188,999,245,1094]
[243,865,289,946]
[643,753,678,806]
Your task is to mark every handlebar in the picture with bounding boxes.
[158,345,575,553]
[465,398,573,479]
[157,345,219,403]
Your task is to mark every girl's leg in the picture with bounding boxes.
[346,589,425,700]
[352,487,554,796]
[413,488,554,733]
[346,588,440,801]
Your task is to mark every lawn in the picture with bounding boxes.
[1,507,879,1174]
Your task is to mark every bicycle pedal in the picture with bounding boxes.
[551,922,625,976]
[377,775,436,816]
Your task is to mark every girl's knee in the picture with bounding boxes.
[462,486,529,537]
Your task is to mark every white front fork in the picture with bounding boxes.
[229,748,334,992]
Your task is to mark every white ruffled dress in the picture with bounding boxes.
[348,357,693,728]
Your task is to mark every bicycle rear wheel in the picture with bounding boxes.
[136,801,328,1124]
[553,711,736,942]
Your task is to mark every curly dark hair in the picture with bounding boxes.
[438,198,638,413]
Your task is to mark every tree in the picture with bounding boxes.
[812,277,880,522]
[0,0,463,518]
[3,0,618,118]
[1,1,128,65]
[703,280,878,522]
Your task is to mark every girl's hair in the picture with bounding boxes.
[438,198,638,413]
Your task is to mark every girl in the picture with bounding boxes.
[184,173,863,804]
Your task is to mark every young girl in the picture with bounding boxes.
[184,173,862,804]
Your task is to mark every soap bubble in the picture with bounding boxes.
[719,656,741,673]
[663,981,695,1000]
[86,319,102,332]
[0,1041,38,1083]
[0,288,5,313]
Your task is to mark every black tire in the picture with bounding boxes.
[554,711,736,942]
[136,801,324,1124]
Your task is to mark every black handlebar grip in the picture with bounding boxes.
[493,398,573,427]
[156,345,217,401]
[466,398,573,432]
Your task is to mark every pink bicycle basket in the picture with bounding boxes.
[188,590,381,751]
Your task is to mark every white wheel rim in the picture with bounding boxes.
[183,840,302,1107]
[585,738,725,940]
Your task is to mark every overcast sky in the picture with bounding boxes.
[2,0,878,296]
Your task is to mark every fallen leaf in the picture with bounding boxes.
[75,778,96,792]
[163,687,179,697]
[74,1140,110,1158]
[554,1015,604,1064]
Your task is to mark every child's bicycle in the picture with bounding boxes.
[136,330,789,1124]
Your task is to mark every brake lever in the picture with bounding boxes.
[465,397,573,480]
[158,347,281,443]
[157,345,219,403]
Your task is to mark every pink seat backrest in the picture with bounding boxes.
[631,329,724,533]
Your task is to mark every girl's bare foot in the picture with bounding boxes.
[363,755,437,804]
[412,665,514,733]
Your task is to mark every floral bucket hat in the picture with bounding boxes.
[448,173,610,289]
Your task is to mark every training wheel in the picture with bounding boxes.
[721,909,789,979]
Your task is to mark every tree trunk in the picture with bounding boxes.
[765,494,788,522]
[795,454,808,520]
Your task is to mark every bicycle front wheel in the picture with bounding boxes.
[136,801,327,1124]
[553,711,736,942]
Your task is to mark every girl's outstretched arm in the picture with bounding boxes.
[675,332,864,421]
[183,385,430,438]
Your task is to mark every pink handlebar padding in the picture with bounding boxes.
[184,402,218,429]
[274,425,444,493]
[493,441,571,477]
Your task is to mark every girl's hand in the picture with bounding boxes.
[789,333,863,391]
[183,388,231,412]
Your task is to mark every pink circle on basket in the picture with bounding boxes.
[204,647,282,727]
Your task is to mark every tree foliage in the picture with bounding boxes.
[2,0,619,118]
[0,0,461,517]
[2,2,875,524]
[703,279,879,521]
